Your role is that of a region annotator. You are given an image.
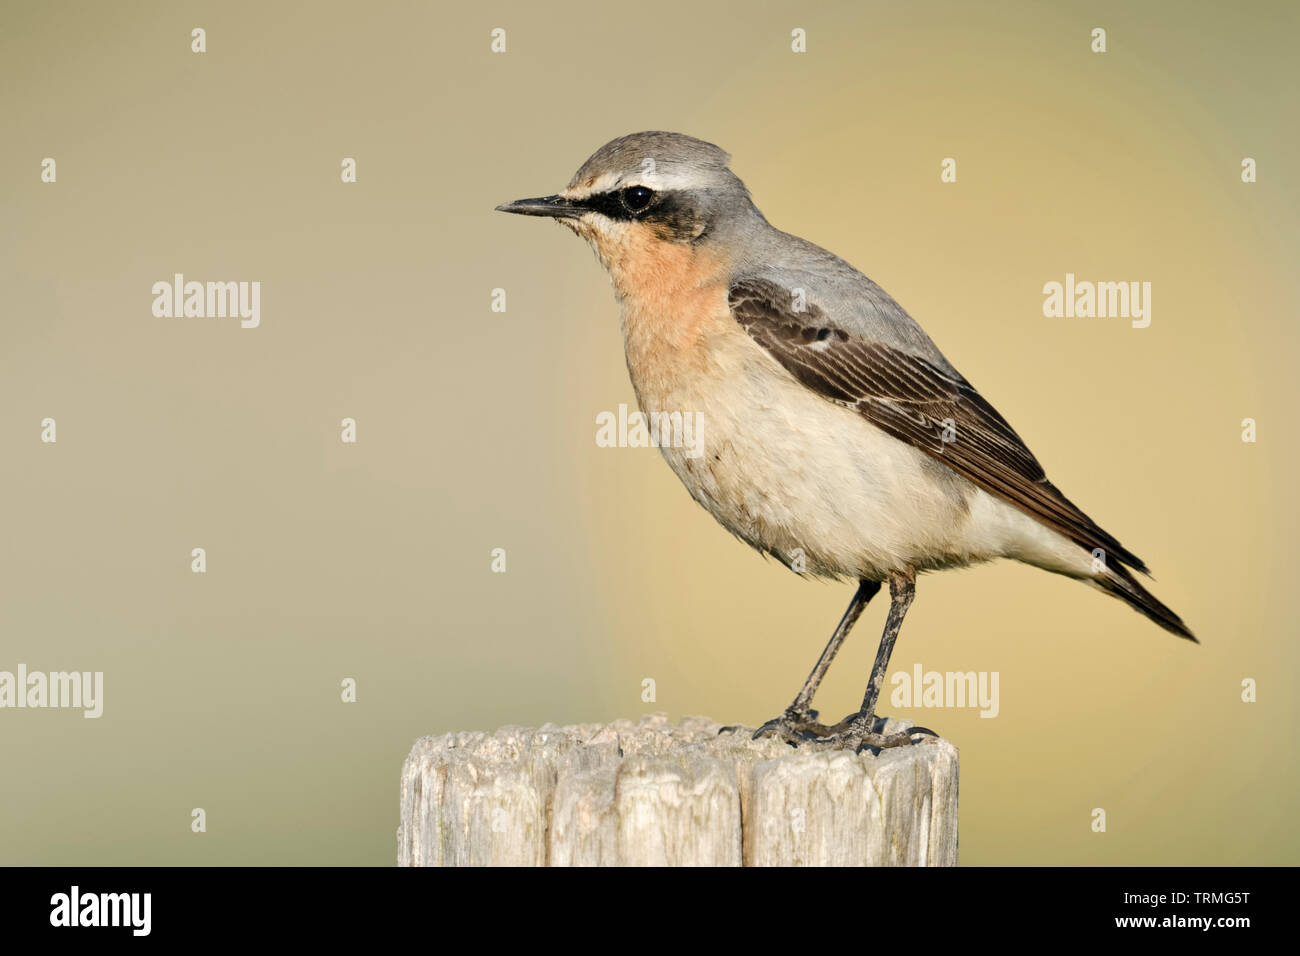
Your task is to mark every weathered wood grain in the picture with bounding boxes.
[398,714,957,866]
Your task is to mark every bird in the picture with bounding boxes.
[496,131,1195,750]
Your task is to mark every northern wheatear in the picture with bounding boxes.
[497,131,1194,750]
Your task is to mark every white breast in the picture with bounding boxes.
[623,310,1091,582]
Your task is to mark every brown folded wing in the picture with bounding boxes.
[729,277,1148,574]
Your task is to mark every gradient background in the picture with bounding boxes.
[2,0,1296,865]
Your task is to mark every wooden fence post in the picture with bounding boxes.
[398,713,957,866]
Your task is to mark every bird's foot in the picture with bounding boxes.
[812,711,940,753]
[743,705,835,746]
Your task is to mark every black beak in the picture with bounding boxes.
[494,194,587,220]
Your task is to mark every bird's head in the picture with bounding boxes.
[496,131,761,293]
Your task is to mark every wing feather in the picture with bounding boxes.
[729,277,1149,574]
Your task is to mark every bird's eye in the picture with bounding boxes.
[621,186,655,212]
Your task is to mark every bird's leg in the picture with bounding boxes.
[745,579,881,744]
[819,568,936,751]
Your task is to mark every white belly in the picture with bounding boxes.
[626,320,1091,581]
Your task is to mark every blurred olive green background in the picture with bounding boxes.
[1,0,1296,865]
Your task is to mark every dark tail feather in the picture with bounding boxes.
[1096,564,1197,642]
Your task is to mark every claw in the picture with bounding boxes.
[726,708,936,751]
[750,706,828,745]
[812,711,934,752]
